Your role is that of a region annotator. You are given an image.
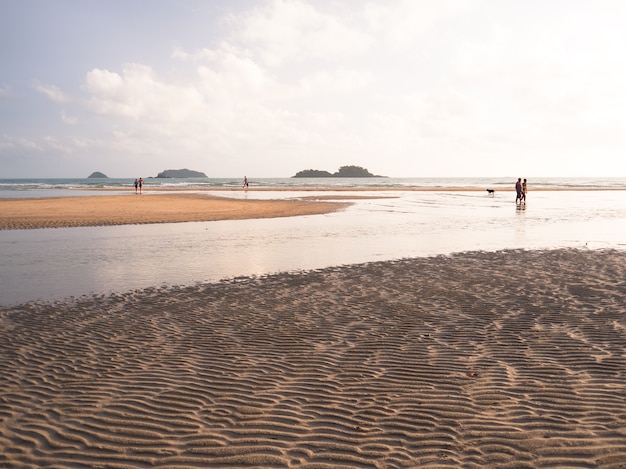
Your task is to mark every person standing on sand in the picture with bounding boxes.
[521,178,527,204]
[134,178,139,194]
[138,177,143,194]
[515,178,522,205]
[243,176,249,188]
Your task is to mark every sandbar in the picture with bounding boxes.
[0,193,349,230]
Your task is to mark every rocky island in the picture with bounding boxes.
[293,165,383,178]
[156,169,208,178]
[87,171,108,178]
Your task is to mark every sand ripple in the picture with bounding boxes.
[1,249,626,468]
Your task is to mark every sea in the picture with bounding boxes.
[2,176,626,196]
[1,177,625,306]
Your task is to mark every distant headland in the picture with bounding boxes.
[155,169,208,178]
[293,165,384,178]
[87,172,108,178]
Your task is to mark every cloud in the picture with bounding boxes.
[196,52,273,103]
[33,82,69,103]
[61,111,78,125]
[363,0,475,47]
[8,0,624,177]
[0,135,44,152]
[79,9,378,172]
[172,47,217,63]
[230,0,372,66]
[84,64,204,121]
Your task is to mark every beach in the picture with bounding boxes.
[2,188,626,306]
[1,248,625,467]
[3,0,626,462]
[1,187,625,467]
[0,193,349,230]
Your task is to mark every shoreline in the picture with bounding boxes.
[2,186,624,230]
[0,193,349,230]
[78,186,626,192]
[2,248,625,467]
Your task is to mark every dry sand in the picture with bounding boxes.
[0,193,349,230]
[1,248,625,468]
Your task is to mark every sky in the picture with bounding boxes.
[1,0,626,178]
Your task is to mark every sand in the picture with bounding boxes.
[86,186,626,192]
[3,187,624,230]
[1,248,625,468]
[0,193,349,230]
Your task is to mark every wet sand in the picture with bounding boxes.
[0,193,349,230]
[86,186,626,192]
[3,187,623,231]
[1,248,625,468]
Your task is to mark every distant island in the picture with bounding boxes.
[293,165,383,178]
[156,169,208,178]
[88,171,108,178]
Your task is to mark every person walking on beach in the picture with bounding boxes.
[515,178,522,205]
[138,177,143,194]
[243,176,249,188]
[134,178,139,194]
[521,178,527,204]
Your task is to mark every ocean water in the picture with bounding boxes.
[1,178,625,306]
[1,176,625,197]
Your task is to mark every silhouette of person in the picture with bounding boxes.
[243,176,249,188]
[515,178,522,205]
[138,177,143,194]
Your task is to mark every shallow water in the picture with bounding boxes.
[1,176,625,195]
[1,190,625,305]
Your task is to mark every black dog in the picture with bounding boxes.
[486,189,495,195]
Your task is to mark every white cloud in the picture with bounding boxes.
[42,135,74,153]
[84,64,204,122]
[0,135,44,152]
[172,47,218,63]
[196,52,272,102]
[33,82,69,103]
[363,0,476,47]
[61,111,78,125]
[231,0,372,66]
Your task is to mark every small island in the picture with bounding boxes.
[88,172,108,178]
[156,169,208,178]
[293,165,383,178]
